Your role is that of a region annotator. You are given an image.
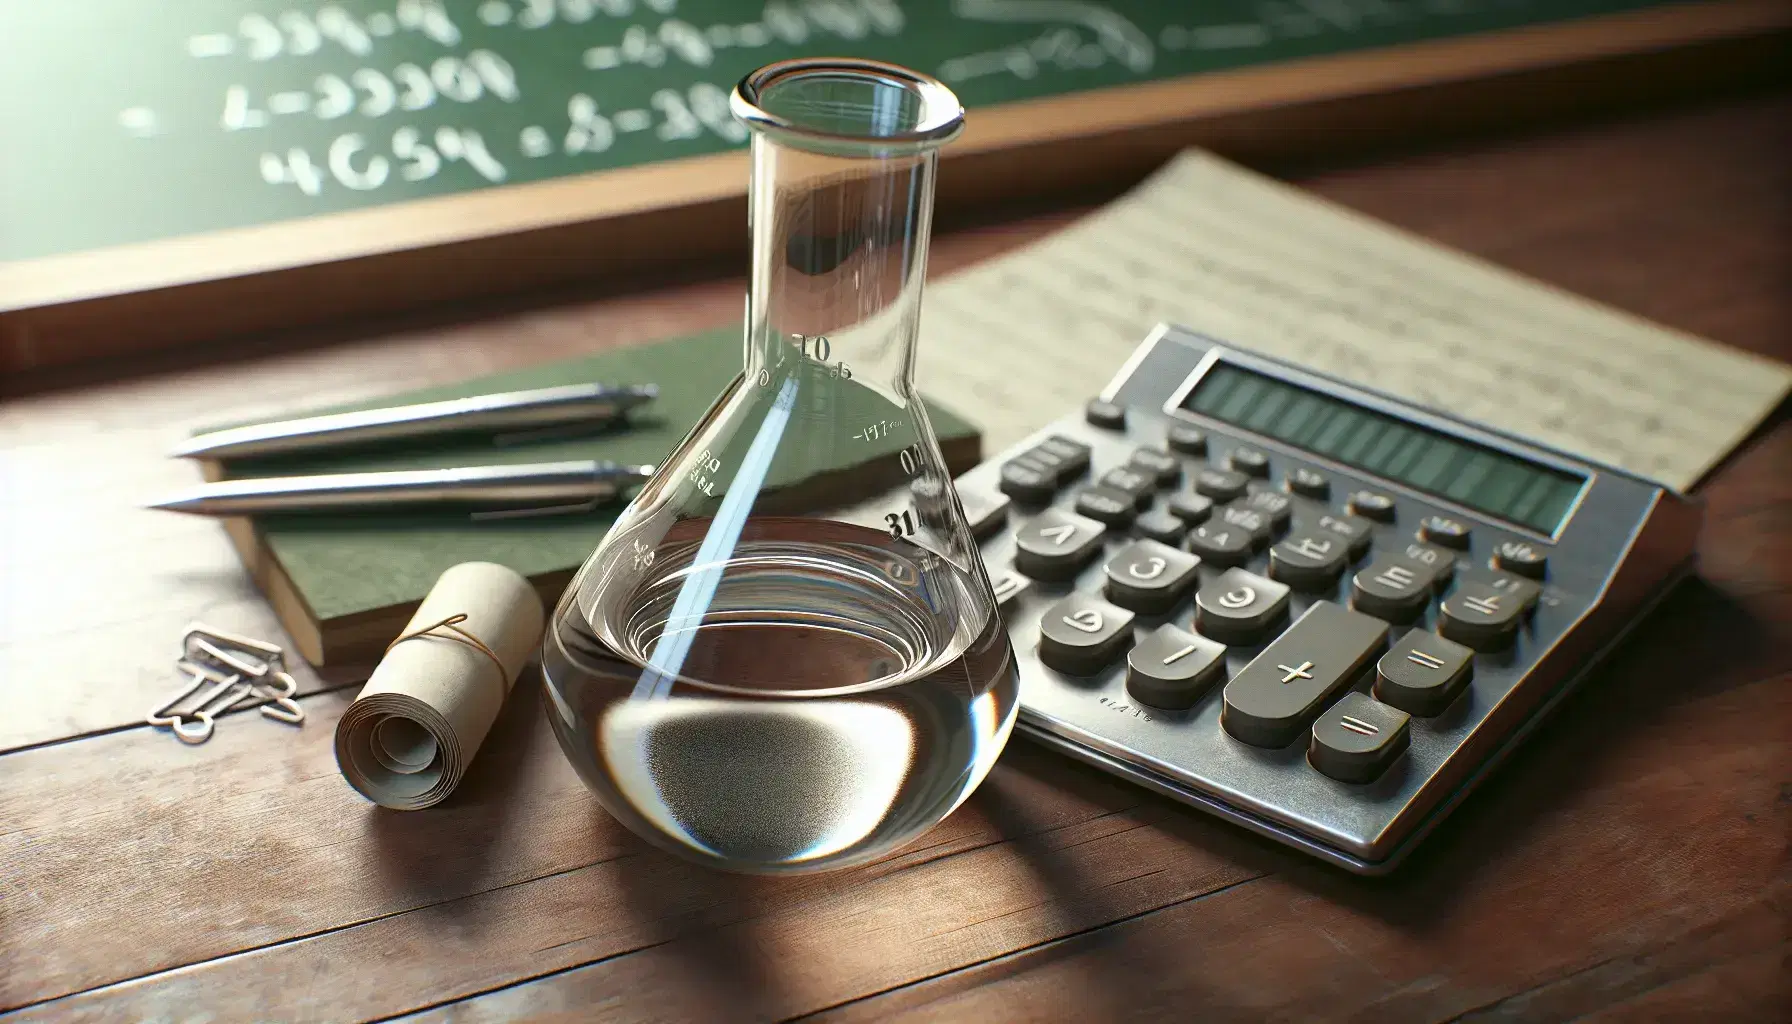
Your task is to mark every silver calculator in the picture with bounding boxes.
[955,324,1702,874]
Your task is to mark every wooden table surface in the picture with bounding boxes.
[2,93,1787,1023]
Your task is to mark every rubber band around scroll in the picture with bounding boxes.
[385,614,512,694]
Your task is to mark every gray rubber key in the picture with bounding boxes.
[1242,488,1293,531]
[1023,445,1078,482]
[1133,508,1188,546]
[1013,508,1107,582]
[1220,601,1389,748]
[1216,502,1273,549]
[1167,424,1207,455]
[1314,512,1374,558]
[1075,485,1137,528]
[1039,592,1135,675]
[999,458,1056,505]
[1127,624,1227,710]
[1103,539,1201,614]
[1268,530,1350,591]
[1493,539,1549,579]
[1185,522,1253,569]
[1194,466,1250,503]
[1127,448,1181,486]
[1099,466,1157,509]
[1351,553,1439,622]
[1194,567,1290,644]
[1037,435,1092,477]
[1439,569,1540,649]
[1309,692,1411,783]
[1167,491,1214,524]
[1375,629,1473,716]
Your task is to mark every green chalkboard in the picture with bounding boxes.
[1,0,1676,264]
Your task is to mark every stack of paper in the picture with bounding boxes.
[914,150,1790,491]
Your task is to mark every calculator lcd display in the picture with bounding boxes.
[1182,362,1586,535]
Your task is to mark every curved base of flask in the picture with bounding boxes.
[540,517,1020,875]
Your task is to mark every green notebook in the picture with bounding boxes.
[200,325,982,665]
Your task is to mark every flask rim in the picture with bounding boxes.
[731,57,966,158]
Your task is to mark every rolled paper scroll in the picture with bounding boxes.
[335,561,545,810]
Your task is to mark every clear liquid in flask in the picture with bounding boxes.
[542,517,1017,873]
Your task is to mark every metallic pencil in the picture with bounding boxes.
[170,382,659,460]
[147,460,657,518]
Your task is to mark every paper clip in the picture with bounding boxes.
[182,622,285,670]
[147,660,249,745]
[188,634,306,727]
[148,623,306,746]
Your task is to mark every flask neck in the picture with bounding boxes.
[743,136,940,397]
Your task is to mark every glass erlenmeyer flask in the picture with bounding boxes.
[541,59,1019,875]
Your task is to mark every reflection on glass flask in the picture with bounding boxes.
[541,58,1019,874]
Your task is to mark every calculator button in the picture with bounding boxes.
[1195,568,1291,644]
[1037,435,1092,477]
[1309,692,1411,783]
[1127,625,1227,710]
[1099,466,1158,509]
[1167,492,1214,524]
[1462,567,1542,610]
[990,568,1030,607]
[1133,509,1188,546]
[1399,540,1456,588]
[1228,447,1270,477]
[1217,502,1273,549]
[1074,486,1137,528]
[1084,398,1127,430]
[999,460,1056,506]
[1039,593,1135,675]
[1286,467,1329,499]
[1438,571,1539,649]
[1220,601,1388,748]
[1315,513,1374,558]
[1014,509,1107,581]
[1167,424,1208,455]
[1493,539,1549,579]
[1104,540,1201,614]
[1268,531,1349,591]
[1194,467,1250,503]
[1420,514,1472,550]
[1023,445,1078,482]
[1127,447,1181,486]
[960,489,1010,541]
[1242,489,1293,531]
[1375,629,1473,716]
[1350,554,1438,622]
[1346,490,1396,522]
[1185,522,1253,568]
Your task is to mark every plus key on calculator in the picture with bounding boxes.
[954,324,1702,874]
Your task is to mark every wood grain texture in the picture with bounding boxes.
[2,94,1789,1022]
[3,0,1788,374]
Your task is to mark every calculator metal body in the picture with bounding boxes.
[958,324,1702,874]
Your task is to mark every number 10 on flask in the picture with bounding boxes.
[540,59,1019,875]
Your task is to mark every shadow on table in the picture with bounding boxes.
[944,567,1784,1017]
[363,670,559,915]
[948,744,1290,1021]
[607,842,784,1021]
[1201,572,1782,928]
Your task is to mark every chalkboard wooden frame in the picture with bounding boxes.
[2,0,1786,375]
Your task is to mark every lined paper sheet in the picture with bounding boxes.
[915,150,1791,491]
